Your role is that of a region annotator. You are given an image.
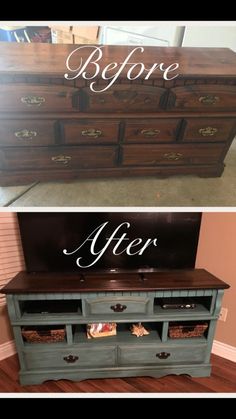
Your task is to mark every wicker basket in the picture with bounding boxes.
[22,326,66,343]
[168,322,208,339]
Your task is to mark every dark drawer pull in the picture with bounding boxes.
[199,127,218,136]
[81,129,102,138]
[198,95,219,105]
[163,152,183,161]
[140,129,160,137]
[156,352,170,359]
[15,129,37,140]
[21,96,45,106]
[63,355,79,363]
[110,303,127,312]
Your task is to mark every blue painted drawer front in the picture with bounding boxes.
[23,346,116,370]
[83,296,153,316]
[118,344,207,366]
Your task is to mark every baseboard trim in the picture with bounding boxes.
[0,340,16,361]
[212,340,236,363]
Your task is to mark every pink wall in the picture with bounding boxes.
[196,212,236,346]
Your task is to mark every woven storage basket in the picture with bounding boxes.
[169,322,208,339]
[22,326,65,343]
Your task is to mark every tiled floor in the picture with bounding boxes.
[1,139,236,207]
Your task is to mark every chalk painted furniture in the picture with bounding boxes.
[0,43,236,185]
[2,269,229,385]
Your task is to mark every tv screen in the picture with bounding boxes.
[17,212,202,273]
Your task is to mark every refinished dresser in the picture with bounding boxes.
[0,43,236,185]
[1,269,229,385]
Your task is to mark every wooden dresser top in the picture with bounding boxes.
[1,269,230,294]
[0,43,236,78]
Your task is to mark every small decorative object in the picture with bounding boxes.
[130,322,150,337]
[86,322,117,339]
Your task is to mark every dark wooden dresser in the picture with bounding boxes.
[0,43,236,185]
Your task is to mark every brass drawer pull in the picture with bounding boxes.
[140,129,160,137]
[199,127,218,136]
[63,355,79,363]
[199,95,219,105]
[163,152,183,161]
[156,352,170,360]
[14,129,37,140]
[81,129,102,138]
[21,96,46,106]
[110,304,127,312]
[51,155,71,165]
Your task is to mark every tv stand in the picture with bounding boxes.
[1,269,229,386]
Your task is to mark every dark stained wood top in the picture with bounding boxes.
[0,43,235,78]
[1,269,230,294]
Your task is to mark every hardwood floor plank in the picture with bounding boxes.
[0,354,235,393]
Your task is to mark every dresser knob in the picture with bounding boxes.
[14,129,37,140]
[110,304,127,312]
[144,97,151,104]
[156,352,170,359]
[140,129,160,137]
[63,355,79,363]
[198,95,219,105]
[21,96,45,106]
[199,127,218,136]
[51,155,72,165]
[163,152,183,161]
[81,129,102,138]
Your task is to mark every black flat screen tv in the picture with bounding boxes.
[17,212,202,273]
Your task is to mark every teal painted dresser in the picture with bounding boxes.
[1,269,229,385]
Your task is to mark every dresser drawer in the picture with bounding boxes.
[83,296,153,316]
[0,120,57,146]
[0,84,79,112]
[170,84,236,111]
[61,119,120,144]
[0,146,117,170]
[118,344,207,365]
[80,85,167,112]
[122,144,224,166]
[182,118,236,142]
[124,119,181,143]
[23,346,116,370]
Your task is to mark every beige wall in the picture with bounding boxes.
[0,212,25,345]
[0,212,236,348]
[196,212,236,347]
[0,305,13,344]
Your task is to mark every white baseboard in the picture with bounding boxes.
[212,340,236,363]
[0,340,16,361]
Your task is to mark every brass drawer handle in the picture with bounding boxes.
[110,304,127,312]
[63,355,79,363]
[14,129,37,140]
[163,152,183,161]
[199,127,218,136]
[51,155,71,165]
[156,352,170,360]
[140,129,160,137]
[199,95,219,105]
[81,129,102,138]
[21,96,46,106]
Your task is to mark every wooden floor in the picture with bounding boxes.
[0,354,235,393]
